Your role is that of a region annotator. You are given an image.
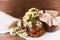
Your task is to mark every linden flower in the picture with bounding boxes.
[33,11,38,14]
[23,16,29,21]
[31,13,34,17]
[30,10,40,18]
[36,21,42,28]
[23,21,29,27]
[29,8,39,12]
[25,12,30,16]
[9,27,16,35]
[23,20,32,28]
[23,8,41,28]
[16,30,28,38]
[27,21,32,28]
[25,12,32,16]
[25,11,34,18]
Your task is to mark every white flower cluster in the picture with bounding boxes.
[23,8,41,28]
[16,30,28,38]
[10,27,28,38]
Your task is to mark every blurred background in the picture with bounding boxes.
[0,0,60,18]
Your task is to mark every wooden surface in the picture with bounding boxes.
[0,0,60,18]
[0,33,26,40]
[0,0,60,40]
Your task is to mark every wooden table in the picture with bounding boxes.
[0,0,60,40]
[0,33,26,40]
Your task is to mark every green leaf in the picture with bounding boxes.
[18,32,24,34]
[15,26,20,31]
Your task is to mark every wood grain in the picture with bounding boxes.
[0,0,60,18]
[0,33,26,40]
[0,0,60,40]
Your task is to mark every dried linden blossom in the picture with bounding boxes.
[9,25,20,35]
[10,8,43,38]
[23,8,41,28]
[9,22,28,38]
[16,30,28,38]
